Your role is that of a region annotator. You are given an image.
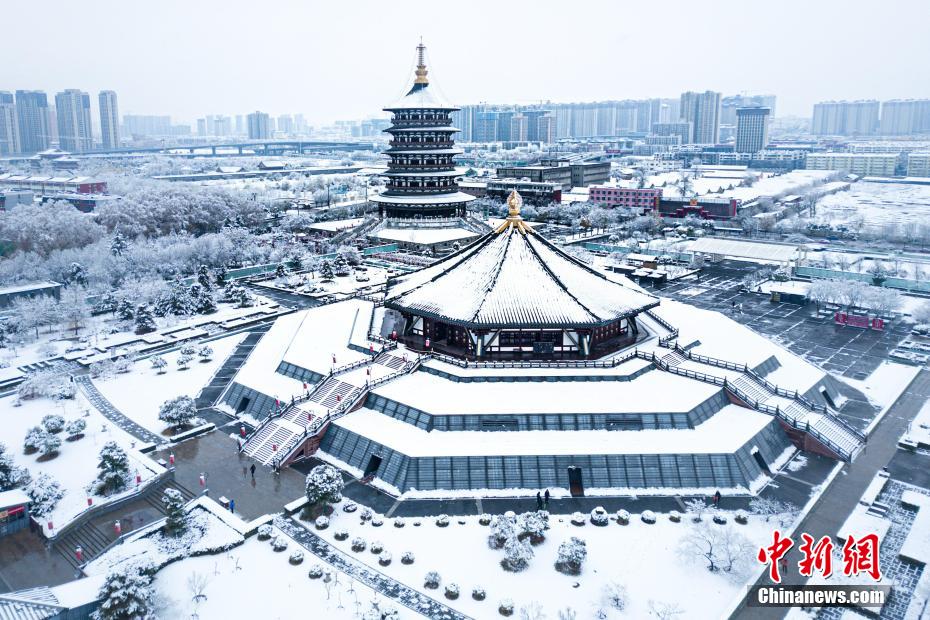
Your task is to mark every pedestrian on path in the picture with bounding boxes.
[229,499,235,513]
[536,492,543,511]
[544,489,550,510]
[713,489,721,507]
[250,463,256,479]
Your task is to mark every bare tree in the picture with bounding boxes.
[187,572,209,602]
[649,600,686,620]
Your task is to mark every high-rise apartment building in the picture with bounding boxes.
[213,115,231,136]
[277,115,294,134]
[679,91,721,144]
[0,92,20,155]
[55,89,94,152]
[811,100,879,136]
[247,111,271,139]
[196,118,207,136]
[98,90,120,149]
[15,90,50,154]
[880,99,930,135]
[235,115,245,135]
[721,95,777,126]
[124,115,172,137]
[734,107,770,153]
[652,122,693,144]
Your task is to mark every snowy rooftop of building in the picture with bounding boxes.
[373,227,478,246]
[308,217,365,232]
[0,488,30,508]
[385,209,659,328]
[372,367,720,416]
[369,191,477,205]
[679,237,800,263]
[0,280,61,296]
[334,403,771,457]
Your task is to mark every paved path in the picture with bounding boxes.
[195,327,269,410]
[731,369,930,620]
[75,375,161,444]
[275,516,471,620]
[153,431,306,521]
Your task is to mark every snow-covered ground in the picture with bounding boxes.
[298,500,775,619]
[92,333,246,434]
[814,181,930,234]
[840,361,920,414]
[152,531,401,620]
[0,392,161,529]
[260,266,389,297]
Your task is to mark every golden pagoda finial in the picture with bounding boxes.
[507,189,522,217]
[414,40,429,85]
[495,190,534,235]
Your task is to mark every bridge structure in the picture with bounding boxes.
[78,140,379,157]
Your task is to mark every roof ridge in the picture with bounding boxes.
[522,234,599,323]
[468,227,518,324]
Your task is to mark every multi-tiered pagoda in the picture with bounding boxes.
[370,42,475,220]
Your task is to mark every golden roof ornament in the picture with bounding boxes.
[414,40,429,85]
[495,190,534,235]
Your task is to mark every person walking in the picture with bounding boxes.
[544,489,550,510]
[536,491,543,511]
[250,463,256,479]
[713,490,721,507]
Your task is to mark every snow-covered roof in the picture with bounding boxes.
[0,488,30,508]
[369,191,476,205]
[386,202,659,328]
[384,82,458,112]
[373,227,478,246]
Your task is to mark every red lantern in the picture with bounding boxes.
[87,497,93,507]
[332,354,337,364]
[425,338,431,349]
[336,393,342,402]
[303,382,307,390]
[114,520,121,535]
[369,344,374,353]
[239,425,246,438]
[169,453,175,465]
[75,547,83,562]
[272,444,278,452]
[199,473,205,487]
[391,330,397,340]
[47,521,53,531]
[135,472,142,485]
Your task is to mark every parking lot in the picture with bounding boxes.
[656,260,913,379]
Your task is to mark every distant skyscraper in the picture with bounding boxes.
[15,90,50,153]
[812,100,879,136]
[652,122,693,144]
[55,89,94,152]
[277,114,294,134]
[0,91,20,155]
[721,95,777,126]
[235,115,245,135]
[735,107,770,153]
[214,115,231,136]
[247,111,271,139]
[196,118,207,136]
[679,91,721,144]
[98,90,120,149]
[880,99,930,135]
[124,115,172,137]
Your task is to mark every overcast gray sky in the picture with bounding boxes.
[3,0,929,125]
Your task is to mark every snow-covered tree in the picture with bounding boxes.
[0,443,30,490]
[134,305,156,335]
[555,537,587,575]
[116,298,135,321]
[319,259,335,281]
[36,431,62,457]
[488,514,518,549]
[41,414,66,434]
[197,264,213,292]
[648,600,686,620]
[197,345,213,362]
[162,488,188,535]
[517,511,548,545]
[150,355,167,374]
[95,441,130,495]
[177,353,193,370]
[65,418,86,440]
[215,265,228,287]
[67,262,88,287]
[678,523,752,575]
[601,581,628,611]
[23,426,49,454]
[500,535,534,572]
[305,465,343,516]
[155,277,194,317]
[684,498,708,522]
[158,395,197,430]
[110,231,128,257]
[189,283,217,315]
[25,473,64,517]
[275,263,287,279]
[336,245,362,266]
[92,563,155,620]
